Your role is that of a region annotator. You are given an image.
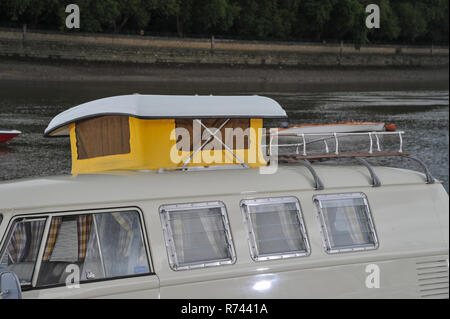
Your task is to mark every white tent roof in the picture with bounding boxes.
[44,94,287,136]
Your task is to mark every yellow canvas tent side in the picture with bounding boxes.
[69,116,267,174]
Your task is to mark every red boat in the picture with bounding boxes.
[0,129,21,143]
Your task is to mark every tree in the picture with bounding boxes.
[112,0,155,33]
[420,0,449,44]
[327,0,365,41]
[154,0,193,36]
[190,0,241,35]
[0,0,447,45]
[369,0,401,42]
[295,0,336,41]
[0,0,31,24]
[393,1,427,43]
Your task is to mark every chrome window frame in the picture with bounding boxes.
[240,197,311,262]
[313,192,379,254]
[159,201,236,271]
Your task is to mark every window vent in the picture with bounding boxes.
[416,259,449,299]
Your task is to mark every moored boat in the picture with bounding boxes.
[278,121,387,135]
[0,129,21,143]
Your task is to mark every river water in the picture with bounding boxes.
[0,80,448,191]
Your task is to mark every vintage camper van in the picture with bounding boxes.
[0,95,448,299]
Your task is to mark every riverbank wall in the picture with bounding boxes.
[0,28,448,67]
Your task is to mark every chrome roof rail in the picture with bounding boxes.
[270,130,435,186]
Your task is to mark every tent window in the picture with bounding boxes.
[175,118,250,151]
[240,197,310,261]
[313,193,378,254]
[76,115,131,159]
[160,202,236,271]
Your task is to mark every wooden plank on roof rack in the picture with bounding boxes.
[278,152,411,160]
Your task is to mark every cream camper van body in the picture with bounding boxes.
[0,95,448,299]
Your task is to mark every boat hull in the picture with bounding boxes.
[0,130,21,143]
[278,122,386,135]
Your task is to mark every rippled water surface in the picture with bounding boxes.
[0,80,448,191]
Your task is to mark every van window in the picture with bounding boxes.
[160,202,236,270]
[313,193,378,253]
[37,210,150,287]
[0,218,46,285]
[240,197,310,261]
[0,214,2,225]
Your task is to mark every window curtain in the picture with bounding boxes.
[7,223,26,263]
[198,209,228,260]
[111,213,133,256]
[341,205,369,245]
[43,217,63,261]
[321,198,371,247]
[322,206,337,247]
[76,115,131,159]
[7,221,45,263]
[168,208,230,266]
[25,221,45,262]
[171,215,184,264]
[278,204,303,252]
[94,211,149,277]
[248,203,305,255]
[77,215,93,261]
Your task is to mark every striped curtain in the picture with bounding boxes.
[7,222,27,263]
[111,213,133,255]
[24,221,45,262]
[77,215,93,260]
[43,217,63,261]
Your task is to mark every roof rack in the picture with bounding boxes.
[265,131,435,189]
[157,129,435,189]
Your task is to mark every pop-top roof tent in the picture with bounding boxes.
[45,94,287,174]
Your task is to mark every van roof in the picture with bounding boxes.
[0,165,432,211]
[44,94,288,136]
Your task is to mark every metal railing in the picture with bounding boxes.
[264,131,406,158]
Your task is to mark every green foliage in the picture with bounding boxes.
[296,0,336,40]
[370,0,400,41]
[393,1,428,43]
[0,0,447,45]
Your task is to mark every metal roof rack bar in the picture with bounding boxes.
[403,155,435,184]
[279,154,382,188]
[278,152,435,185]
[299,159,324,190]
[353,157,382,187]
